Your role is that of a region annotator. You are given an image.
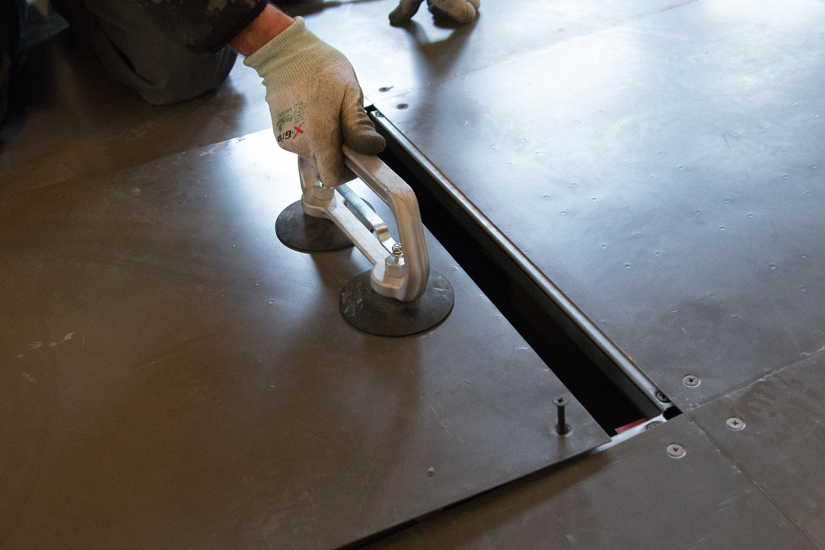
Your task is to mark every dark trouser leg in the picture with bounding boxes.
[1,0,26,122]
[51,0,237,105]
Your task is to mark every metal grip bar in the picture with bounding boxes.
[342,146,429,302]
[336,184,393,246]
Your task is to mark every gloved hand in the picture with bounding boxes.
[244,17,385,187]
[390,0,480,25]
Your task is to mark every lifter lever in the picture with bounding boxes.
[275,147,454,335]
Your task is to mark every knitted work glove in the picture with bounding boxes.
[390,0,480,25]
[244,18,385,186]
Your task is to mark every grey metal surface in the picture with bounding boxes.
[0,131,608,550]
[366,415,819,550]
[294,0,694,102]
[689,350,825,547]
[370,0,825,408]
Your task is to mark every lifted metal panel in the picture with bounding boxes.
[365,416,818,550]
[373,0,825,408]
[0,131,608,550]
[689,351,825,547]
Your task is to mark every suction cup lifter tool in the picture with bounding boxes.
[275,146,454,336]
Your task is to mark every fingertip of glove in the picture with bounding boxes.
[389,9,414,26]
[321,169,357,187]
[348,132,387,156]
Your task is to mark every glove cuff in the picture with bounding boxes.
[243,17,346,95]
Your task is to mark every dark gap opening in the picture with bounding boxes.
[371,113,665,434]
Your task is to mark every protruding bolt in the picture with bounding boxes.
[312,180,333,201]
[385,243,405,278]
[667,444,686,459]
[554,397,569,435]
[683,374,701,387]
[726,417,746,431]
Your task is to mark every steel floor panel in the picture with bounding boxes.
[689,351,825,547]
[0,131,609,550]
[364,415,817,550]
[293,0,694,103]
[368,0,825,409]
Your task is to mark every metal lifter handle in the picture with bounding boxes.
[297,146,430,302]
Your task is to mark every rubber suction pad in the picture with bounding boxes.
[276,201,353,252]
[340,270,455,337]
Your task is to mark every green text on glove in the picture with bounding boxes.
[276,102,306,142]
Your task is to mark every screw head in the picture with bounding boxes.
[554,397,568,407]
[726,417,746,431]
[397,103,409,110]
[391,243,403,258]
[667,444,686,459]
[683,375,701,387]
[378,86,393,92]
[656,391,671,403]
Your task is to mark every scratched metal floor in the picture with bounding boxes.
[3,0,825,548]
[1,5,611,550]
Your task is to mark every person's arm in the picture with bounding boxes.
[229,4,293,56]
[136,1,384,184]
[133,0,267,54]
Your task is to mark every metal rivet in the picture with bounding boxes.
[392,243,403,258]
[667,444,686,459]
[397,103,409,110]
[554,397,569,435]
[726,417,746,431]
[656,391,671,403]
[683,375,701,387]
